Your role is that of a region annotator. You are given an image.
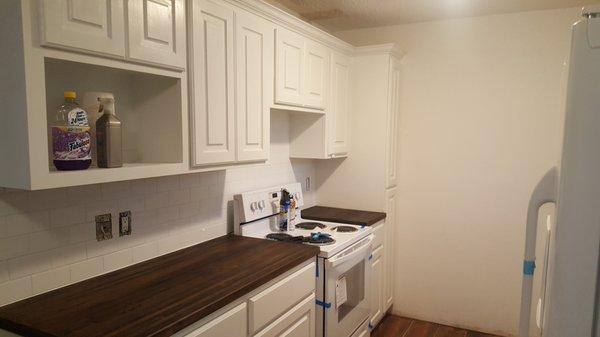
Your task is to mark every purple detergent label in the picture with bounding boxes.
[52,126,92,161]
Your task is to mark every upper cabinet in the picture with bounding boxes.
[39,0,126,57]
[275,27,329,111]
[38,0,186,70]
[386,57,401,188]
[188,0,272,167]
[328,52,351,157]
[189,0,236,166]
[235,11,273,162]
[127,0,187,69]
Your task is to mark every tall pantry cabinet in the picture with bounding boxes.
[315,44,403,329]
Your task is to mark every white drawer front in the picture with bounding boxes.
[249,262,316,334]
[183,303,246,337]
[253,293,316,337]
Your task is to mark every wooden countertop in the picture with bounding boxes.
[0,235,319,337]
[301,206,386,226]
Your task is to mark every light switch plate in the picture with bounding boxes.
[95,214,113,241]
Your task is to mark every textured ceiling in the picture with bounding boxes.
[264,0,596,31]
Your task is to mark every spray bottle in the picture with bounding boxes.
[96,97,122,168]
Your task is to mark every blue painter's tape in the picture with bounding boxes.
[523,260,536,275]
[316,300,331,309]
[368,323,374,331]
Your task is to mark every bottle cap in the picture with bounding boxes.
[64,91,76,99]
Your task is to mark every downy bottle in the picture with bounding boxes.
[52,91,92,170]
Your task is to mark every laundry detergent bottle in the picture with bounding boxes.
[51,91,92,170]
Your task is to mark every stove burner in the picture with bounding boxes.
[265,232,335,246]
[331,225,358,233]
[295,222,326,230]
[306,232,335,245]
[266,233,304,243]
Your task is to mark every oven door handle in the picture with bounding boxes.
[326,235,374,269]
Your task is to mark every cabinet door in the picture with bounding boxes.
[328,52,351,156]
[303,40,329,110]
[183,303,246,337]
[189,0,236,166]
[384,187,397,310]
[370,245,384,327]
[40,0,125,57]
[254,293,315,337]
[386,57,401,188]
[235,11,273,162]
[127,0,186,69]
[275,27,304,108]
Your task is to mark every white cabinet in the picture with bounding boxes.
[39,0,126,57]
[189,1,272,167]
[384,188,397,310]
[189,0,236,166]
[127,0,186,69]
[235,11,273,162]
[328,52,351,156]
[275,28,304,108]
[386,57,401,188]
[370,224,385,327]
[275,27,329,111]
[183,303,247,337]
[253,293,316,337]
[173,261,316,337]
[303,41,329,110]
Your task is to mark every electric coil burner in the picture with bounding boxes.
[265,233,303,243]
[265,232,336,246]
[331,225,359,233]
[296,221,326,230]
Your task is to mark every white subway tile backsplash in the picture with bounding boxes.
[70,258,103,283]
[9,252,52,279]
[32,266,70,295]
[50,244,87,267]
[0,113,317,307]
[0,235,29,260]
[103,249,133,272]
[0,277,32,306]
[156,175,180,192]
[50,205,86,227]
[5,211,50,237]
[132,242,159,263]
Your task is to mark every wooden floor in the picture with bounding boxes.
[371,315,502,337]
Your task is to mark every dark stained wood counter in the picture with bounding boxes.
[302,206,386,226]
[0,235,319,337]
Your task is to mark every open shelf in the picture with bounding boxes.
[44,58,184,173]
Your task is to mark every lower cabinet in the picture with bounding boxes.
[176,261,315,337]
[185,303,247,337]
[370,220,393,329]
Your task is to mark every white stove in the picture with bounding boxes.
[233,183,373,337]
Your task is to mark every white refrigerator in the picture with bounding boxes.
[520,5,600,337]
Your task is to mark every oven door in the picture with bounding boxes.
[324,235,373,337]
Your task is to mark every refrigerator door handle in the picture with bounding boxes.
[519,167,558,337]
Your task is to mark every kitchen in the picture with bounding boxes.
[0,1,598,337]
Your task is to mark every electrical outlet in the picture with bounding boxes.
[119,211,132,236]
[306,177,311,191]
[95,214,113,241]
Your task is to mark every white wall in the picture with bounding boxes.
[0,111,316,306]
[336,8,579,336]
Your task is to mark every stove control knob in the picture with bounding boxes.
[250,202,258,212]
[258,200,266,210]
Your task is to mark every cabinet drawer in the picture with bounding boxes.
[249,262,316,334]
[183,303,246,337]
[253,293,315,337]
